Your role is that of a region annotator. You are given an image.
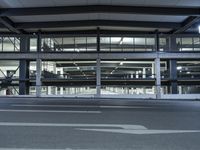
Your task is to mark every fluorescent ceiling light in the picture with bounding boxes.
[199,25,200,34]
[177,66,182,70]
[119,37,124,45]
[186,71,190,74]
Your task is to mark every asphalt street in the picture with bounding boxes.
[0,98,200,150]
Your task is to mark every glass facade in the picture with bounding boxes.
[0,37,20,52]
[41,37,97,52]
[176,37,200,51]
[100,37,155,52]
[0,60,19,95]
[0,34,199,97]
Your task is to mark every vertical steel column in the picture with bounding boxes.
[169,60,178,94]
[169,36,178,94]
[169,36,178,51]
[36,58,42,97]
[19,35,30,95]
[155,57,161,99]
[96,27,101,97]
[97,27,100,52]
[96,57,101,97]
[155,30,161,99]
[36,33,42,97]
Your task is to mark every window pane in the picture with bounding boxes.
[111,37,122,51]
[100,37,110,51]
[146,38,155,51]
[181,38,193,51]
[135,38,145,45]
[3,37,15,51]
[53,38,63,51]
[15,38,20,51]
[194,38,200,45]
[30,38,37,52]
[135,38,146,51]
[159,38,167,51]
[182,38,192,45]
[122,37,133,51]
[86,37,96,51]
[63,37,74,52]
[75,37,86,52]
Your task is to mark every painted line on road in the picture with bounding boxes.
[0,122,199,135]
[0,149,76,150]
[12,104,154,109]
[100,105,153,109]
[0,109,101,113]
[12,104,100,108]
[0,122,146,129]
[79,128,200,135]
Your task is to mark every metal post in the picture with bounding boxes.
[36,32,42,97]
[155,30,159,52]
[97,27,100,52]
[19,35,30,95]
[37,32,41,53]
[19,60,30,95]
[36,58,42,97]
[96,57,101,97]
[155,30,161,99]
[96,27,101,97]
[169,36,178,51]
[169,60,178,94]
[155,57,161,99]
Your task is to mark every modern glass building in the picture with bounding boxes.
[0,0,200,99]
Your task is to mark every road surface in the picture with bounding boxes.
[0,98,200,150]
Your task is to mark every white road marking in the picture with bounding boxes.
[0,149,75,150]
[100,105,152,109]
[12,104,99,108]
[0,122,199,135]
[0,122,146,129]
[78,128,200,135]
[0,109,101,113]
[12,104,153,109]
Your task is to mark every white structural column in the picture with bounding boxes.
[36,58,42,97]
[154,30,161,99]
[36,33,42,97]
[142,68,146,78]
[155,56,161,99]
[96,57,101,97]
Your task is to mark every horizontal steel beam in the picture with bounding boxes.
[0,5,199,16]
[171,16,200,34]
[0,52,199,60]
[0,16,20,33]
[15,20,181,29]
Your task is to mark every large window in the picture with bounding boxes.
[100,37,155,52]
[100,60,156,95]
[0,37,20,52]
[39,60,96,95]
[41,37,97,52]
[176,37,200,51]
[177,61,200,79]
[0,60,19,95]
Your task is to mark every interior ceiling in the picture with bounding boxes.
[10,14,187,23]
[0,0,199,33]
[1,0,200,8]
